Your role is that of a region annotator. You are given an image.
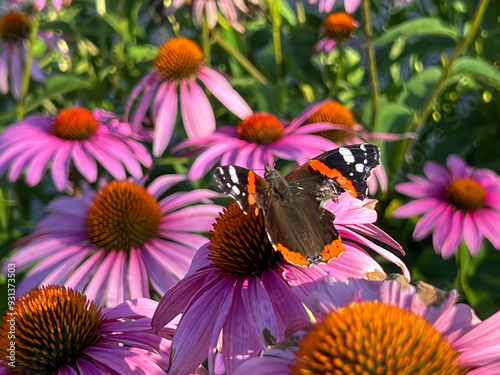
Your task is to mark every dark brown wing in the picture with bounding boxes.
[263,194,344,266]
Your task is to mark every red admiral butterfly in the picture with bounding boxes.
[214,144,380,267]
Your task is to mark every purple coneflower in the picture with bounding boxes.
[0,107,152,191]
[300,100,414,194]
[316,12,358,53]
[175,105,339,181]
[393,154,500,258]
[4,175,222,307]
[0,11,45,98]
[126,37,252,157]
[166,0,260,33]
[151,193,407,374]
[235,276,500,374]
[308,0,361,14]
[0,285,172,374]
[9,0,62,11]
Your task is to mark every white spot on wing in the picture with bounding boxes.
[339,147,355,164]
[360,144,366,151]
[232,185,241,195]
[228,166,239,183]
[355,163,364,173]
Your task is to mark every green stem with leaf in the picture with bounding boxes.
[327,41,345,97]
[17,13,40,120]
[295,0,306,25]
[412,0,490,132]
[213,32,269,85]
[112,1,128,90]
[455,241,472,298]
[361,0,380,132]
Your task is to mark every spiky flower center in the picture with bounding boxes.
[237,113,284,144]
[323,12,357,40]
[290,301,465,375]
[0,12,30,43]
[208,202,282,276]
[86,181,161,251]
[445,178,485,211]
[307,102,356,142]
[51,107,98,140]
[0,285,103,374]
[154,37,204,80]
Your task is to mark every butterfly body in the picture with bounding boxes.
[215,144,380,266]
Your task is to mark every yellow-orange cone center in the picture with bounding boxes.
[208,202,282,276]
[154,37,204,80]
[86,181,162,251]
[445,178,485,211]
[290,301,466,375]
[51,107,98,140]
[0,12,30,43]
[306,102,356,143]
[323,12,357,41]
[237,113,284,144]
[0,285,103,374]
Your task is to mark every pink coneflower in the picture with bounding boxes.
[0,285,172,374]
[393,154,500,258]
[126,37,252,157]
[316,12,358,53]
[152,193,407,374]
[308,0,361,14]
[0,107,152,191]
[235,276,500,374]
[3,175,222,307]
[175,104,340,181]
[300,100,414,194]
[166,0,261,33]
[0,11,45,98]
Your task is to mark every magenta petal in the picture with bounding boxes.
[51,145,71,190]
[463,213,482,255]
[261,270,309,336]
[0,48,8,94]
[181,80,216,138]
[153,81,178,157]
[431,206,454,256]
[72,142,98,182]
[447,154,467,179]
[25,148,55,186]
[197,66,253,119]
[424,161,450,185]
[76,359,106,375]
[86,142,126,180]
[10,45,23,99]
[440,210,464,258]
[105,250,128,307]
[59,365,78,375]
[169,278,234,375]
[151,270,213,332]
[413,203,448,240]
[222,288,260,374]
[392,199,439,218]
[345,0,361,13]
[241,276,279,348]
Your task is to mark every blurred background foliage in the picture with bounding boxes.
[1,0,499,319]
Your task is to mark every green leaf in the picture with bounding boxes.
[404,67,443,108]
[125,44,158,64]
[450,57,500,91]
[369,17,461,46]
[0,75,91,124]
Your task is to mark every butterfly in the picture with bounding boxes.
[214,144,380,266]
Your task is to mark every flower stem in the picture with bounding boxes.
[202,15,211,65]
[455,241,472,298]
[16,13,40,121]
[112,2,128,90]
[412,0,490,132]
[360,0,380,132]
[295,0,306,24]
[270,0,283,80]
[213,32,269,85]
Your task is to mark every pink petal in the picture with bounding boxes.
[184,80,216,138]
[440,210,464,259]
[392,199,440,218]
[51,145,71,190]
[197,67,253,119]
[345,0,361,13]
[147,174,185,198]
[447,154,468,179]
[424,161,450,185]
[72,142,98,182]
[463,213,483,255]
[153,81,178,157]
[25,148,56,186]
[413,203,448,240]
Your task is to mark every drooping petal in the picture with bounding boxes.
[153,81,178,157]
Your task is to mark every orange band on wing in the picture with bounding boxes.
[274,243,310,267]
[274,237,345,267]
[308,160,357,198]
[320,237,345,263]
[247,171,256,205]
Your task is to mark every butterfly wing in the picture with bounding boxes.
[263,193,345,266]
[285,144,380,200]
[214,165,269,214]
